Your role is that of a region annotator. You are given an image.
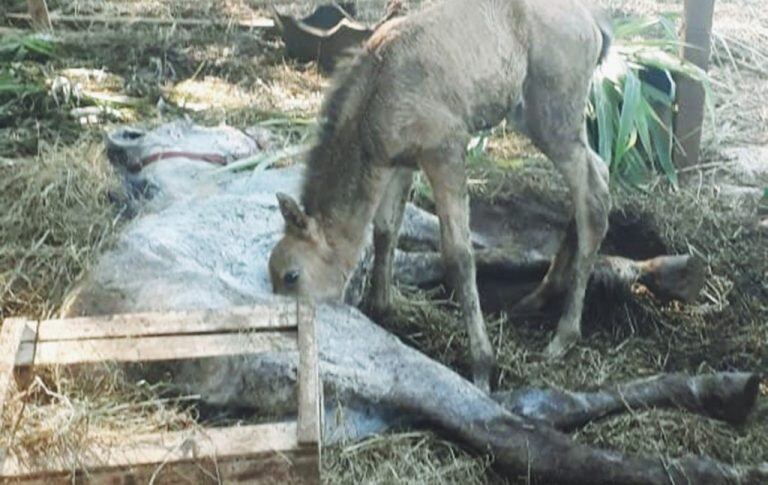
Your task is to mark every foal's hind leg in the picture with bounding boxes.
[369,168,413,316]
[547,145,609,357]
[421,141,494,392]
[512,219,577,314]
[523,78,611,357]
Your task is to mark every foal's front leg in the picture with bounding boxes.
[421,146,495,393]
[369,168,413,316]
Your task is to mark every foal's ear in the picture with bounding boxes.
[276,193,309,232]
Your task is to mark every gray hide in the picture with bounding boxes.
[61,123,767,485]
[63,120,498,444]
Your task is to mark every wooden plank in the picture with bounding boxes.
[4,449,319,484]
[296,302,321,447]
[26,0,52,31]
[1,422,318,483]
[29,304,297,343]
[16,330,297,367]
[673,0,716,170]
[2,305,320,483]
[0,319,32,421]
[5,13,275,29]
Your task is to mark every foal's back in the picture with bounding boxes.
[359,0,606,166]
[361,0,532,163]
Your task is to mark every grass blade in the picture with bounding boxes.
[215,144,310,173]
[614,69,642,166]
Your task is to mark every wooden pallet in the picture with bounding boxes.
[0,302,321,484]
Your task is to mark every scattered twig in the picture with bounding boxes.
[5,13,274,30]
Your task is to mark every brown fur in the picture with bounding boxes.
[270,0,612,391]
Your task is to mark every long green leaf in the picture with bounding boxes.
[593,80,616,166]
[0,35,55,62]
[614,69,642,165]
[648,105,677,187]
[215,144,310,173]
[614,18,661,39]
[588,14,716,188]
[635,101,654,161]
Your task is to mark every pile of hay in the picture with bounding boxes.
[1,366,198,474]
[0,137,205,473]
[0,137,121,320]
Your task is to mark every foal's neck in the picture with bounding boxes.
[301,145,384,275]
[321,196,379,273]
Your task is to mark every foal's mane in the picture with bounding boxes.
[301,50,379,218]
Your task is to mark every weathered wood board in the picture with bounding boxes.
[0,303,320,484]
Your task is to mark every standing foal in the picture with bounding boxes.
[269,0,612,392]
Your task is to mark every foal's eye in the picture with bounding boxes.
[283,270,300,286]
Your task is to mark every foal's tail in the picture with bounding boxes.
[591,6,613,65]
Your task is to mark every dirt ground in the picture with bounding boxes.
[1,0,767,483]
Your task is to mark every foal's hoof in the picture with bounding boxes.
[544,333,579,359]
[362,298,393,322]
[473,373,492,394]
[472,358,496,394]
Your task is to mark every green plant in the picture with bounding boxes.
[0,34,55,120]
[588,17,714,189]
[0,34,56,63]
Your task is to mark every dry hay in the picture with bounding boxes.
[0,15,325,477]
[0,137,122,320]
[0,137,205,476]
[51,25,326,119]
[1,366,198,475]
[325,432,498,485]
[1,0,766,483]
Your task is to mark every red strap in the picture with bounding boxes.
[133,151,229,172]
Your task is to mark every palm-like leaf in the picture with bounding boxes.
[0,35,55,119]
[588,16,714,188]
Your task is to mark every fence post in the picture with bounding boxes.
[673,0,716,172]
[26,0,53,31]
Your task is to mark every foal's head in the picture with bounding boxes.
[269,193,348,299]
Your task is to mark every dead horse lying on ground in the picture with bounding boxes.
[269,0,612,391]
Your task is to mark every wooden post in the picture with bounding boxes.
[0,319,30,423]
[26,0,52,31]
[296,301,321,448]
[673,0,716,171]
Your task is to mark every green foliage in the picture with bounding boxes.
[0,34,56,63]
[588,17,713,189]
[0,34,55,121]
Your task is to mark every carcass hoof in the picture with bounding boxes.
[511,284,563,316]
